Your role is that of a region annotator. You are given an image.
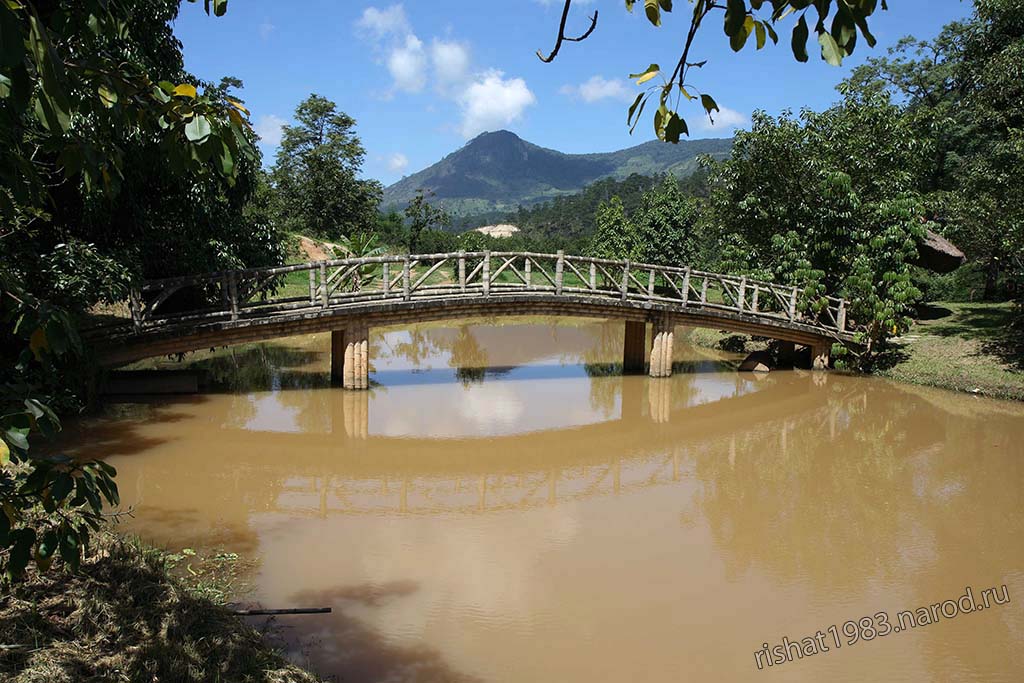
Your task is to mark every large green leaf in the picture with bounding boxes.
[819,31,844,66]
[185,115,212,142]
[792,14,810,63]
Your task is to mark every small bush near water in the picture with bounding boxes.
[0,533,320,683]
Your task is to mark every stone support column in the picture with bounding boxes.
[622,320,646,375]
[811,340,831,371]
[649,316,674,378]
[331,321,370,389]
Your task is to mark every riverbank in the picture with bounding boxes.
[685,301,1024,402]
[0,533,321,683]
[877,302,1024,401]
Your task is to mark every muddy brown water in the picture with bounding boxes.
[64,318,1024,682]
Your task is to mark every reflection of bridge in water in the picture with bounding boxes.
[193,375,921,517]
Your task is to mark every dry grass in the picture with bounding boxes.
[0,534,321,683]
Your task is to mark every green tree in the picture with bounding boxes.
[404,189,451,253]
[631,177,702,266]
[589,178,702,267]
[271,94,381,240]
[590,197,643,262]
[847,1,1024,302]
[705,90,931,363]
[0,0,264,580]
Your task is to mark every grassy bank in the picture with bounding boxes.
[0,533,321,683]
[877,302,1024,401]
[683,302,1024,401]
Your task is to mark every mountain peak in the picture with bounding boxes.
[467,130,521,143]
[383,133,732,217]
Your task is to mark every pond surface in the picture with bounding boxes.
[65,318,1024,682]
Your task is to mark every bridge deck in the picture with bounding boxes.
[87,252,857,367]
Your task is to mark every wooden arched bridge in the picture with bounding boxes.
[90,251,856,388]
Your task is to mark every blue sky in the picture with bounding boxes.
[174,1,972,186]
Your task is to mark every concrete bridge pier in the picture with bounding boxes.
[622,320,646,374]
[649,316,675,378]
[331,321,369,389]
[811,341,832,371]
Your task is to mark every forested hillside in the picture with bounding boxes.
[381,130,730,216]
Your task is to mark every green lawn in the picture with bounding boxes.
[878,302,1024,401]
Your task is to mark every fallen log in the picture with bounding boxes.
[232,607,332,616]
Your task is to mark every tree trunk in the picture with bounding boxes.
[983,258,1001,301]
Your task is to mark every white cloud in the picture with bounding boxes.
[356,4,410,39]
[694,105,749,132]
[387,34,427,93]
[430,39,470,85]
[258,20,275,40]
[458,70,536,138]
[254,114,287,147]
[387,152,409,173]
[560,75,635,103]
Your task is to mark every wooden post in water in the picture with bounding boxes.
[622,319,646,375]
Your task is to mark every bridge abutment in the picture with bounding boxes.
[331,322,370,389]
[622,320,646,374]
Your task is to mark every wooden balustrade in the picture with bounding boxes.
[116,252,852,340]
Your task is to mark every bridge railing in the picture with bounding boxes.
[120,251,849,336]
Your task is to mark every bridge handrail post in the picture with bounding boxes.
[458,251,466,293]
[589,262,596,291]
[129,287,143,332]
[681,267,691,306]
[555,250,564,296]
[402,256,411,300]
[319,261,328,309]
[788,287,798,320]
[751,284,759,313]
[700,276,708,304]
[647,268,656,299]
[308,267,316,305]
[837,299,847,332]
[524,255,532,289]
[228,271,240,321]
[620,260,629,301]
[382,261,390,294]
[737,276,747,312]
[482,251,491,296]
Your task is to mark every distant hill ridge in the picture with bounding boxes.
[382,130,731,217]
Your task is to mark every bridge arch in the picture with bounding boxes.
[88,252,856,386]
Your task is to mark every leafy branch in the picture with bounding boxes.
[540,0,889,143]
